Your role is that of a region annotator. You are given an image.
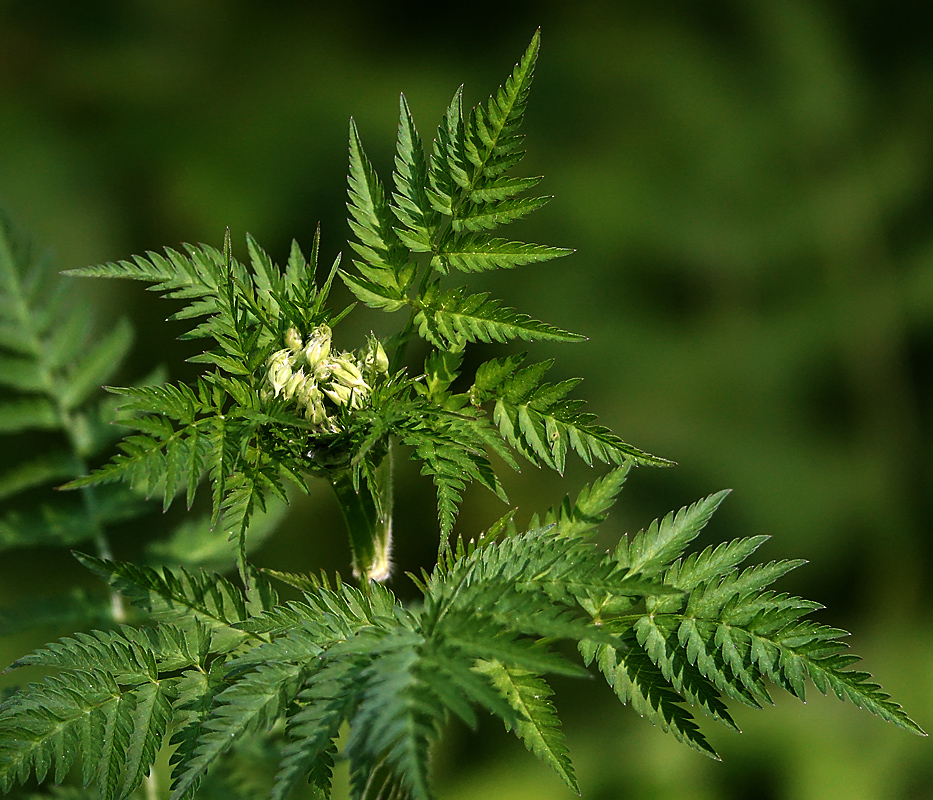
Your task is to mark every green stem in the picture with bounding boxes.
[330,449,394,585]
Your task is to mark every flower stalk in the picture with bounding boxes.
[330,448,394,585]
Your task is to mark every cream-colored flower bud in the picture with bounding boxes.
[323,380,353,407]
[373,341,389,374]
[266,349,295,396]
[282,368,306,401]
[361,335,389,376]
[284,327,303,352]
[295,377,316,406]
[298,381,328,425]
[303,324,332,372]
[348,386,368,410]
[330,353,369,392]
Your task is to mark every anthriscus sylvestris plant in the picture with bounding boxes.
[0,29,925,800]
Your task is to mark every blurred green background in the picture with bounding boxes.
[2,0,932,797]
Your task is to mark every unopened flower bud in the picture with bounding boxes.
[303,324,332,372]
[284,327,303,352]
[361,335,389,376]
[282,368,306,401]
[348,387,368,409]
[323,381,353,407]
[267,349,295,396]
[330,353,369,392]
[298,381,329,425]
[295,377,317,407]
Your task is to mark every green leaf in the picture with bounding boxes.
[347,119,413,288]
[592,641,719,759]
[415,286,584,350]
[0,353,47,392]
[338,269,408,312]
[120,681,175,798]
[465,28,540,183]
[63,418,201,510]
[473,661,578,793]
[0,452,78,501]
[218,469,283,584]
[618,491,731,576]
[73,554,266,652]
[428,88,469,215]
[345,630,442,800]
[469,175,543,203]
[633,615,739,731]
[451,196,552,233]
[0,487,151,553]
[435,234,571,274]
[398,408,508,548]
[60,318,134,410]
[803,651,925,735]
[271,658,360,800]
[534,464,631,538]
[470,356,673,471]
[0,398,58,433]
[0,668,168,800]
[392,94,440,249]
[169,661,306,800]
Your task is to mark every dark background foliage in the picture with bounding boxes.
[1,1,932,797]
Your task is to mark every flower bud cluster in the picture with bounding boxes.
[264,325,388,433]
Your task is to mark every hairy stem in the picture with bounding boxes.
[330,449,394,585]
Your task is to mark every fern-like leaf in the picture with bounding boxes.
[473,660,578,793]
[73,554,274,652]
[471,355,672,471]
[0,664,173,800]
[464,29,539,186]
[532,463,631,537]
[169,660,307,800]
[434,234,570,274]
[270,658,360,800]
[415,285,583,350]
[397,406,508,548]
[589,640,719,759]
[392,94,440,251]
[345,630,443,800]
[64,244,231,343]
[617,490,731,577]
[345,119,414,307]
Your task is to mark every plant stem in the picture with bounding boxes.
[330,448,393,585]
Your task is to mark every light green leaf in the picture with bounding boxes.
[452,196,552,233]
[0,398,58,433]
[474,660,578,793]
[436,235,571,274]
[617,491,730,576]
[0,353,47,392]
[0,452,77,501]
[415,287,584,350]
[60,318,134,410]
